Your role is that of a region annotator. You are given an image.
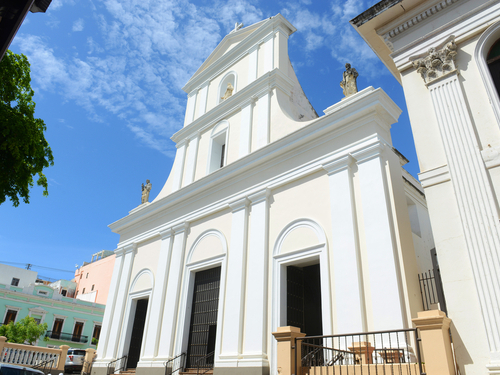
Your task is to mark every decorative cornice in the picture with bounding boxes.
[173,222,189,234]
[228,197,249,212]
[322,154,355,175]
[109,89,398,236]
[380,0,460,52]
[248,188,271,204]
[411,36,458,84]
[159,228,173,240]
[351,142,386,164]
[115,243,137,257]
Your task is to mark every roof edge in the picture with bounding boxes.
[350,0,403,27]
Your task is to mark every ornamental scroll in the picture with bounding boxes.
[412,38,458,84]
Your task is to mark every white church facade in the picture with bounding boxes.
[92,14,434,375]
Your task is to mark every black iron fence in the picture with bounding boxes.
[295,328,424,375]
[164,353,186,375]
[107,355,128,375]
[45,331,89,343]
[418,269,447,315]
[195,351,214,375]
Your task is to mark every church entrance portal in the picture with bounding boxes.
[287,264,323,336]
[186,267,221,368]
[127,298,149,369]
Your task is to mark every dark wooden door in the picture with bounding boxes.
[186,267,221,368]
[72,322,84,342]
[127,298,149,369]
[287,264,322,336]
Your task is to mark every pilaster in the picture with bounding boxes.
[157,223,189,359]
[243,189,270,360]
[142,229,174,360]
[103,243,137,360]
[323,155,365,333]
[172,139,188,192]
[239,98,255,158]
[420,51,500,358]
[352,143,405,331]
[184,132,200,186]
[219,197,249,362]
[254,90,271,150]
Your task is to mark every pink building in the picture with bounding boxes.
[74,250,115,305]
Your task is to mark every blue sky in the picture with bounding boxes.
[1,0,419,281]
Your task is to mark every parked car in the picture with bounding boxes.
[64,349,86,374]
[0,364,45,375]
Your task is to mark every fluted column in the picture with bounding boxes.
[428,72,500,355]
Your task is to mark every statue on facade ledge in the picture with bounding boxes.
[141,180,152,204]
[340,63,359,98]
[221,83,234,101]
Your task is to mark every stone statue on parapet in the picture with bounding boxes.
[340,63,359,98]
[141,179,152,204]
[221,83,234,101]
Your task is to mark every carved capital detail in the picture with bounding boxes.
[412,38,458,84]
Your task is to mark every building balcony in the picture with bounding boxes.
[45,331,88,343]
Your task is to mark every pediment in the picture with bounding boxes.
[187,19,267,83]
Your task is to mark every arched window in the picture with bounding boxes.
[475,22,500,126]
[487,39,500,98]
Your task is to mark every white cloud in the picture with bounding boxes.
[16,0,386,156]
[72,18,84,32]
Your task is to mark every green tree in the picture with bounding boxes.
[0,316,49,345]
[0,50,54,206]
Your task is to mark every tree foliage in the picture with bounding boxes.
[0,316,49,345]
[0,50,54,206]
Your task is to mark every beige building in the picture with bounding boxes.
[351,0,500,374]
[92,15,435,375]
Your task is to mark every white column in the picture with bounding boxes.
[243,189,270,359]
[185,90,197,125]
[103,244,137,360]
[157,223,189,359]
[353,144,404,331]
[142,229,174,360]
[323,155,365,333]
[171,139,187,193]
[255,91,270,150]
[262,34,274,74]
[96,251,125,361]
[239,99,253,158]
[196,83,209,119]
[428,73,500,358]
[184,133,200,185]
[248,45,258,83]
[219,198,249,361]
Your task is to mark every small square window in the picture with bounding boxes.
[11,278,20,287]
